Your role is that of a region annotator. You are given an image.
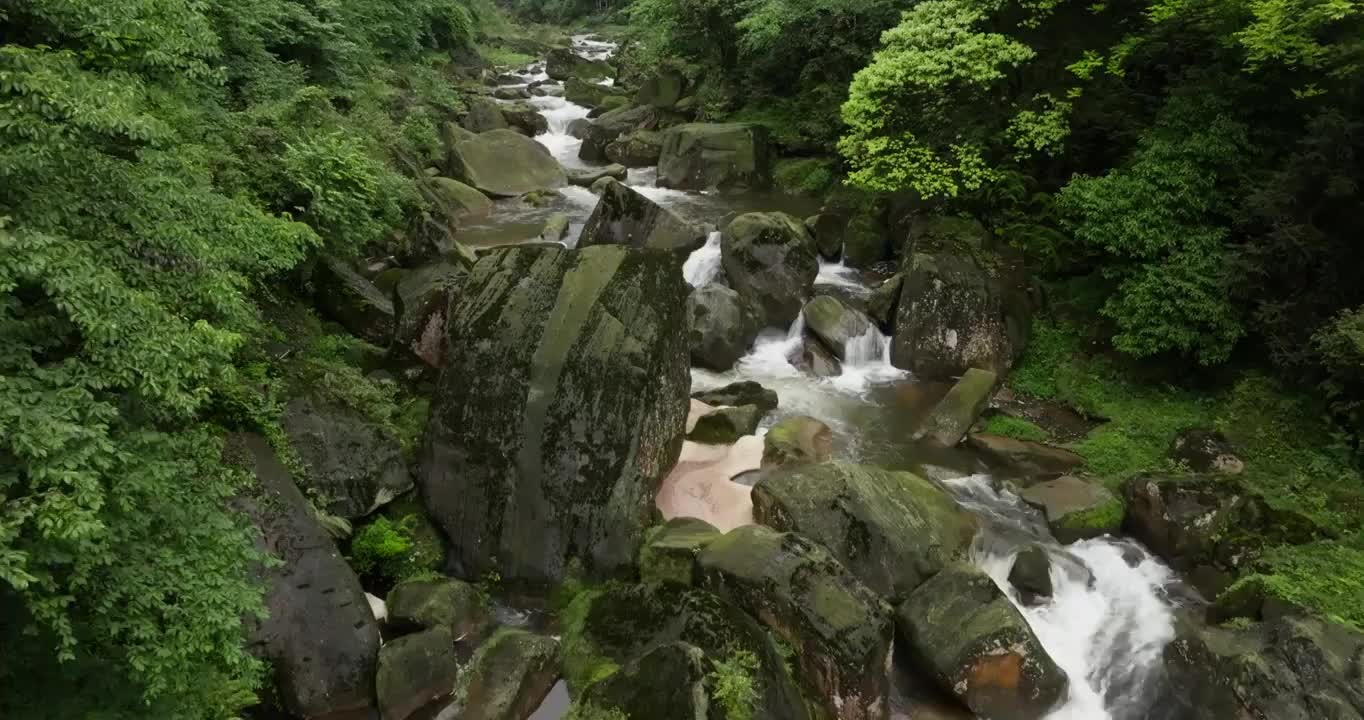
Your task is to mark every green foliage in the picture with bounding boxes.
[982,415,1052,442]
[772,158,839,197]
[564,703,630,720]
[1225,540,1364,630]
[1315,306,1364,443]
[348,515,432,584]
[708,649,760,720]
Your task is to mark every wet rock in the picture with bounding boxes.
[898,563,1068,720]
[565,77,613,108]
[386,577,487,638]
[891,245,1031,380]
[501,102,549,136]
[530,82,564,97]
[458,629,560,720]
[546,47,616,82]
[579,180,706,253]
[579,642,710,720]
[806,213,846,261]
[965,433,1084,481]
[461,96,510,133]
[721,212,820,327]
[752,462,977,602]
[447,128,567,198]
[493,86,530,100]
[639,517,722,587]
[692,380,779,415]
[843,209,889,268]
[313,255,396,347]
[539,213,570,243]
[227,433,379,720]
[657,123,772,190]
[377,626,460,720]
[429,176,493,221]
[1169,429,1244,475]
[590,176,615,194]
[420,245,690,583]
[687,283,763,371]
[1020,475,1123,544]
[281,397,413,519]
[605,130,663,167]
[566,164,628,187]
[392,260,465,368]
[698,525,894,720]
[567,117,592,139]
[763,415,834,467]
[634,69,686,109]
[521,188,560,207]
[914,368,998,447]
[580,104,655,163]
[804,295,873,361]
[1008,544,1053,604]
[798,334,844,377]
[688,404,763,444]
[866,273,903,330]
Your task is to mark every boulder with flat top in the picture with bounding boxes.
[447,128,567,198]
[657,123,772,190]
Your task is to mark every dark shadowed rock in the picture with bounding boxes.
[458,629,559,720]
[688,404,763,444]
[657,123,772,190]
[579,105,655,163]
[605,130,664,167]
[914,368,997,447]
[227,433,380,720]
[501,103,549,136]
[687,283,762,371]
[377,626,460,720]
[392,260,465,368]
[448,128,566,198]
[763,415,834,468]
[1008,544,1053,604]
[281,397,413,519]
[639,517,722,587]
[314,255,396,347]
[420,245,690,583]
[692,381,778,415]
[798,333,843,377]
[843,209,889,268]
[1020,475,1123,544]
[567,117,592,139]
[1168,429,1244,475]
[580,642,710,720]
[579,180,705,253]
[806,213,846,260]
[461,96,510,133]
[965,433,1084,481]
[721,212,819,328]
[867,273,903,330]
[386,577,487,638]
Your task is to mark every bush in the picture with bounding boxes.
[708,650,759,720]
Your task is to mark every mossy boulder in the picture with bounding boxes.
[391,260,465,368]
[797,334,843,377]
[687,283,763,371]
[419,245,690,583]
[579,642,710,720]
[688,404,763,444]
[905,214,991,255]
[964,433,1084,481]
[806,213,846,260]
[313,255,396,347]
[803,295,873,362]
[762,415,833,468]
[693,381,779,415]
[634,70,686,109]
[897,562,1068,720]
[605,130,664,167]
[698,526,893,720]
[913,368,997,447]
[1168,428,1245,475]
[580,105,655,163]
[1020,475,1123,544]
[376,626,460,720]
[447,128,566,198]
[567,164,628,187]
[842,210,889,268]
[458,629,560,720]
[565,77,613,108]
[281,397,413,519]
[752,463,977,602]
[540,213,570,243]
[579,179,705,253]
[386,577,487,638]
[429,176,493,220]
[546,47,616,82]
[721,212,820,328]
[501,102,549,136]
[461,96,510,133]
[657,123,772,190]
[866,273,903,330]
[639,517,722,587]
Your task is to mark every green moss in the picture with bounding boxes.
[479,45,535,66]
[1223,540,1364,631]
[982,414,1051,442]
[559,588,622,692]
[773,158,839,196]
[1055,496,1124,532]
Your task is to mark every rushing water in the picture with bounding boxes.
[492,34,1180,720]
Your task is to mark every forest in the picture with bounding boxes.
[1,0,1362,717]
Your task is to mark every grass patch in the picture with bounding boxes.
[478,44,535,67]
[982,414,1051,442]
[1226,539,1364,630]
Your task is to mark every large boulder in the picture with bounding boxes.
[693,381,778,415]
[546,47,615,82]
[419,245,690,583]
[578,642,710,720]
[752,463,977,602]
[566,164,628,187]
[635,69,686,109]
[891,249,1031,380]
[314,256,396,347]
[565,77,613,108]
[964,433,1084,481]
[762,415,833,468]
[688,404,763,444]
[687,283,762,371]
[457,629,560,720]
[579,180,706,253]
[461,96,510,133]
[376,626,460,720]
[807,213,846,260]
[657,123,772,190]
[1020,475,1124,544]
[429,176,493,221]
[721,212,820,328]
[803,295,873,361]
[639,517,722,587]
[391,260,466,368]
[866,274,903,330]
[698,525,894,720]
[897,563,1068,720]
[227,433,380,720]
[606,130,664,167]
[579,105,655,163]
[842,210,889,268]
[501,102,549,136]
[913,368,997,447]
[281,397,413,519]
[386,577,487,638]
[447,128,566,198]
[798,334,843,377]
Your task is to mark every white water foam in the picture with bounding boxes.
[683,231,723,287]
[815,259,871,295]
[830,324,906,393]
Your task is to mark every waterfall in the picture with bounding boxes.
[831,323,906,393]
[682,231,723,287]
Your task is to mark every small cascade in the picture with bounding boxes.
[815,258,870,295]
[682,231,723,287]
[831,323,906,393]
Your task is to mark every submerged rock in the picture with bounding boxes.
[698,526,894,720]
[752,463,977,602]
[721,212,820,328]
[914,368,997,447]
[447,128,566,198]
[377,626,460,720]
[420,245,690,583]
[458,629,560,720]
[281,397,413,519]
[657,123,772,190]
[762,415,834,468]
[897,563,1068,720]
[804,295,873,361]
[688,404,763,444]
[1020,475,1123,543]
[313,255,396,347]
[579,180,706,253]
[687,283,763,371]
[692,381,779,415]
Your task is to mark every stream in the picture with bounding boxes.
[484,34,1186,720]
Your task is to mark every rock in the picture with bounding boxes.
[1169,429,1244,475]
[905,214,993,255]
[420,245,690,583]
[567,164,628,187]
[579,105,655,163]
[965,433,1084,481]
[227,433,379,720]
[891,248,1031,380]
[313,255,396,347]
[546,47,615,82]
[897,562,1068,720]
[579,642,710,720]
[501,103,549,136]
[692,381,779,415]
[461,96,510,133]
[798,334,843,377]
[639,517,722,587]
[458,629,560,720]
[447,128,567,198]
[843,210,888,268]
[565,77,613,108]
[1020,475,1123,544]
[594,95,630,115]
[605,130,663,167]
[530,82,564,97]
[866,273,903,330]
[687,283,763,371]
[807,213,846,260]
[657,123,772,190]
[1008,544,1053,604]
[688,405,763,444]
[698,525,894,720]
[721,212,819,327]
[752,463,976,602]
[803,295,873,361]
[634,69,685,109]
[281,397,413,519]
[913,368,997,447]
[579,180,706,253]
[429,176,493,221]
[392,260,465,368]
[567,117,592,139]
[493,86,530,100]
[763,416,833,468]
[386,577,487,638]
[377,627,460,720]
[521,188,560,208]
[536,214,568,244]
[589,176,615,194]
